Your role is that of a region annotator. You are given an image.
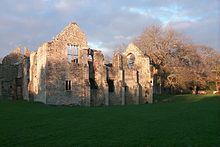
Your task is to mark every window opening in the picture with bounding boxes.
[127,54,135,69]
[66,80,71,90]
[67,44,79,63]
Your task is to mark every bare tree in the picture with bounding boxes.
[134,25,220,93]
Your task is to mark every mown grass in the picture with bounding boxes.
[0,94,219,146]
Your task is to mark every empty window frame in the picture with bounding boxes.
[67,44,73,62]
[67,44,79,63]
[127,53,135,69]
[66,80,71,90]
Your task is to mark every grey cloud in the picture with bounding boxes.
[0,0,219,57]
[170,13,220,50]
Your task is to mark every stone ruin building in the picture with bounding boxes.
[0,47,30,100]
[0,22,153,106]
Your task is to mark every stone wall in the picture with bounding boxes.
[27,22,103,106]
[29,52,37,100]
[46,60,90,106]
[28,43,47,103]
[91,50,108,106]
[22,57,30,101]
[0,48,24,100]
[110,43,153,104]
[0,64,17,99]
[1,22,153,106]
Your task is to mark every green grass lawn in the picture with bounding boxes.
[0,95,219,146]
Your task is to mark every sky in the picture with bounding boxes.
[0,0,219,57]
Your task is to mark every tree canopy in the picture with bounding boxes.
[134,25,220,93]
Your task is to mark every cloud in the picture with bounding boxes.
[0,0,219,57]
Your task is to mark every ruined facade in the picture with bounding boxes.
[0,22,153,106]
[0,48,30,100]
[108,44,153,104]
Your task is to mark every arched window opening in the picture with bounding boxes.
[127,53,135,69]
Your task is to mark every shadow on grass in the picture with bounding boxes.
[154,94,220,104]
[2,94,218,110]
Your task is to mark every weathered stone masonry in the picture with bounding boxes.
[108,43,153,105]
[0,22,153,106]
[0,48,30,100]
